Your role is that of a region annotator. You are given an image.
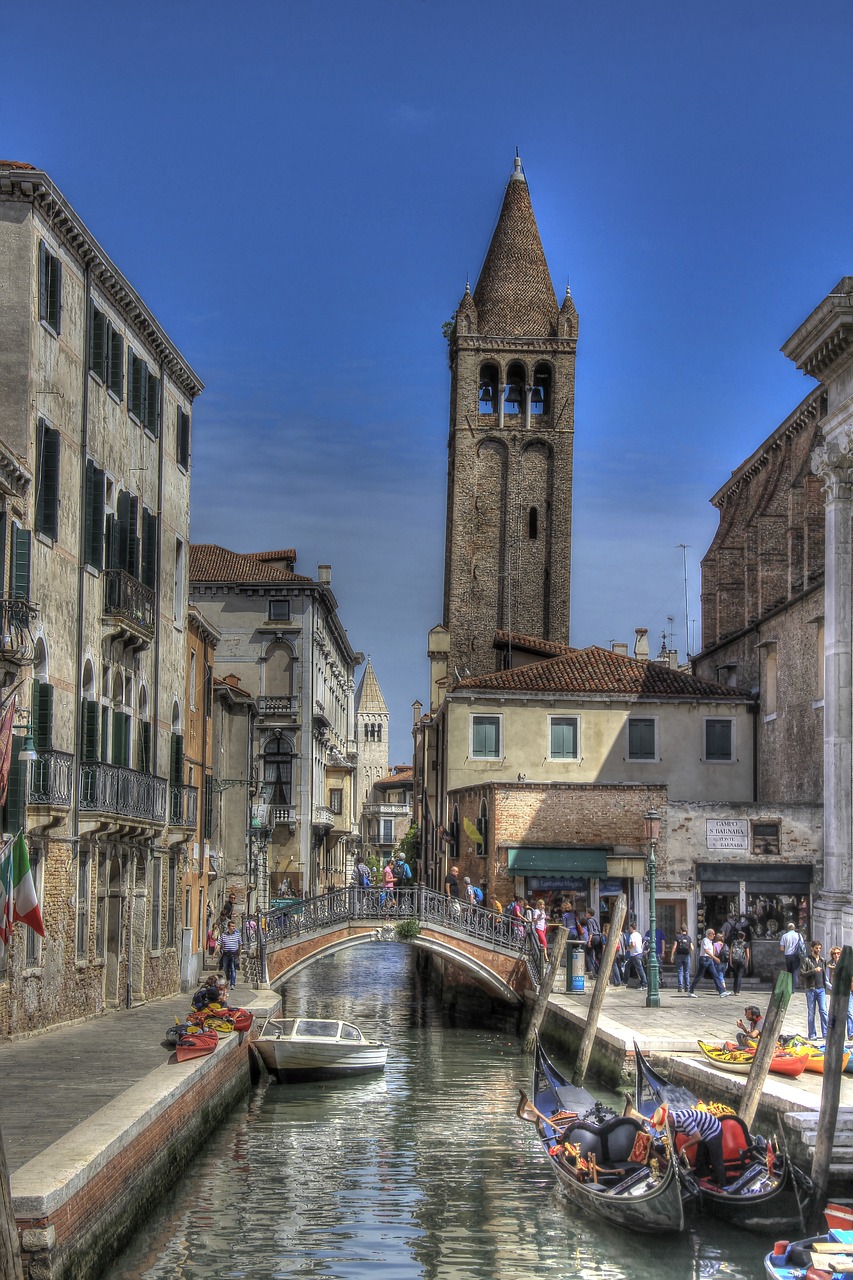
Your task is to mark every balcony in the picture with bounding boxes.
[362,801,411,817]
[103,570,155,649]
[28,750,73,808]
[313,805,335,829]
[170,784,198,828]
[257,695,296,719]
[0,597,38,665]
[270,805,296,830]
[80,762,166,825]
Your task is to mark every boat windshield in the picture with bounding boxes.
[340,1023,363,1041]
[295,1019,341,1039]
[268,1019,296,1036]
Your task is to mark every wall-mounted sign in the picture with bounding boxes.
[706,819,749,850]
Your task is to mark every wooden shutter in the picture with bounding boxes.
[11,527,30,600]
[84,461,105,568]
[36,420,60,540]
[0,512,6,599]
[89,305,106,380]
[169,732,184,787]
[53,255,61,335]
[81,698,99,762]
[146,372,159,437]
[108,326,123,399]
[39,242,48,324]
[141,508,157,589]
[100,706,109,763]
[32,680,52,751]
[177,408,191,470]
[204,783,214,840]
[138,720,151,774]
[117,491,138,574]
[4,737,24,833]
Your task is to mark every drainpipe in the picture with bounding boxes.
[73,263,91,978]
[152,362,165,779]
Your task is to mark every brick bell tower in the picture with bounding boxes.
[442,155,578,679]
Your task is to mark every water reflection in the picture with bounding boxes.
[104,944,769,1280]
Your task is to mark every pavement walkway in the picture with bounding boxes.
[0,980,261,1173]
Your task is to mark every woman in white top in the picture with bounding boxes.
[532,899,548,958]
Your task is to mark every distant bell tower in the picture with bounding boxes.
[442,156,577,679]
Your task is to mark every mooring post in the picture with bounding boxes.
[809,944,853,1231]
[739,968,792,1130]
[523,926,569,1054]
[0,1125,23,1280]
[572,894,627,1087]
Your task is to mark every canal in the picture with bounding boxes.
[104,943,770,1279]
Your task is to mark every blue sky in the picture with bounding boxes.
[4,1,853,760]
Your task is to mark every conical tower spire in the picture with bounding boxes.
[472,156,558,337]
[355,658,388,716]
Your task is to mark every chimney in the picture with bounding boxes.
[634,627,649,661]
[318,564,331,586]
[611,641,629,656]
[412,700,422,725]
[669,650,679,670]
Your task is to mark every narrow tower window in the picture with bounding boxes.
[478,363,499,415]
[531,363,552,416]
[504,362,525,416]
[528,507,538,540]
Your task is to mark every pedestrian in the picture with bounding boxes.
[779,920,804,990]
[735,1004,764,1046]
[800,940,828,1039]
[728,931,749,996]
[532,899,549,958]
[670,921,693,993]
[393,852,412,893]
[585,910,602,974]
[688,929,731,997]
[352,856,371,889]
[651,1105,726,1186]
[626,921,647,989]
[561,899,578,938]
[222,892,236,920]
[218,920,241,990]
[382,859,396,910]
[444,865,461,917]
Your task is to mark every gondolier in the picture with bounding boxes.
[651,1104,725,1186]
[218,920,241,989]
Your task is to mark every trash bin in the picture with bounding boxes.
[567,941,586,993]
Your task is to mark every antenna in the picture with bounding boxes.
[677,544,690,659]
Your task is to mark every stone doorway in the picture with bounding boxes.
[105,854,123,1005]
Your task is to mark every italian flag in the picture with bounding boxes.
[0,831,44,946]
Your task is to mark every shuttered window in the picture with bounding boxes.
[111,711,130,767]
[705,719,734,762]
[141,507,157,590]
[169,732,184,787]
[628,718,656,761]
[39,241,62,335]
[116,491,139,578]
[89,303,107,381]
[127,348,147,422]
[84,461,106,569]
[203,782,214,840]
[108,326,123,398]
[145,371,160,437]
[35,419,60,540]
[31,679,53,751]
[3,737,24,835]
[177,407,191,471]
[138,719,151,774]
[76,849,90,961]
[81,699,100,762]
[549,716,579,760]
[11,526,30,600]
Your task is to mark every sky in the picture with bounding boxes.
[4,1,853,761]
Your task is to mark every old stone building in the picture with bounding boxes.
[0,160,203,1032]
[181,605,219,988]
[189,546,361,902]
[442,157,577,681]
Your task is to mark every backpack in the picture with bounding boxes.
[400,862,412,880]
[675,933,691,956]
[471,886,483,904]
[718,942,730,965]
[797,934,807,958]
[356,866,370,888]
[730,939,747,965]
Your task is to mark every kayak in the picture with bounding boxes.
[697,1040,807,1078]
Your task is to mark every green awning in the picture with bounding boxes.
[507,847,609,875]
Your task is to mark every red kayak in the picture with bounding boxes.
[176,1030,218,1061]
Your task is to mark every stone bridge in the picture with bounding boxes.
[257,887,545,1005]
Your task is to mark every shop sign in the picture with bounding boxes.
[706,819,749,850]
[599,878,625,894]
[527,875,589,893]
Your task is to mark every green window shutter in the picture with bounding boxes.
[36,421,60,540]
[139,361,148,427]
[92,467,105,570]
[100,706,109,762]
[0,512,6,598]
[116,492,131,572]
[39,242,48,324]
[11,527,31,600]
[105,512,117,570]
[127,496,139,579]
[90,305,106,380]
[82,699,99,762]
[203,783,214,840]
[204,663,213,718]
[177,408,191,470]
[108,326,124,399]
[169,732,183,786]
[146,372,160,437]
[33,680,52,751]
[141,508,157,590]
[138,720,151,774]
[53,255,61,335]
[4,737,24,833]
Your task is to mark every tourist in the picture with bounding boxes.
[779,921,804,990]
[688,929,731,997]
[561,899,578,938]
[222,892,236,920]
[393,853,412,893]
[626,922,647,989]
[218,920,241,990]
[670,922,693,993]
[584,910,602,974]
[381,859,396,910]
[444,865,461,917]
[728,931,749,996]
[735,1004,764,1046]
[801,941,828,1039]
[651,1104,726,1186]
[532,899,549,958]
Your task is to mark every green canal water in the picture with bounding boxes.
[103,944,770,1280]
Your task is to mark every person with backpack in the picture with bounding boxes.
[779,920,804,989]
[728,930,750,995]
[670,922,693,993]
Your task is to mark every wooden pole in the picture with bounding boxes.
[572,894,627,1087]
[0,1124,23,1280]
[739,968,792,1130]
[809,944,853,1232]
[522,926,569,1053]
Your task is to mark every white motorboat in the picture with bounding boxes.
[253,1016,388,1081]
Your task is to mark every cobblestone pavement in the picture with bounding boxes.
[0,981,261,1172]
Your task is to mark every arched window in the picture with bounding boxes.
[504,362,526,417]
[528,507,538,540]
[531,363,552,416]
[264,735,293,805]
[478,362,499,415]
[111,672,130,767]
[476,799,488,854]
[138,686,151,774]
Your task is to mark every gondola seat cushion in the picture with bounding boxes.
[568,1127,604,1161]
[563,1116,644,1164]
[720,1116,751,1166]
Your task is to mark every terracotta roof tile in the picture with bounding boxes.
[375,767,413,788]
[189,544,311,585]
[0,161,36,171]
[454,645,749,700]
[494,630,572,657]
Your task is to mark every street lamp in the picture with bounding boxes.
[644,807,662,1009]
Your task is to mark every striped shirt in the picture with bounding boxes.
[669,1108,722,1141]
[220,930,241,955]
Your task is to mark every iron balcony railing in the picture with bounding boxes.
[0,597,38,663]
[170,783,198,828]
[28,750,73,807]
[79,761,167,823]
[263,887,545,987]
[103,569,155,635]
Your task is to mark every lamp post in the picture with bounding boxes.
[644,807,662,1009]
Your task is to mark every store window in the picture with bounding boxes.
[746,892,808,940]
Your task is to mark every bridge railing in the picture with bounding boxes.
[263,886,546,985]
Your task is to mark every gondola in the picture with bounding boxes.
[633,1041,812,1233]
[518,1035,685,1234]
